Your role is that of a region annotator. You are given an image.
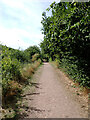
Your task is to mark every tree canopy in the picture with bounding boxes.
[24,45,41,60]
[40,2,90,88]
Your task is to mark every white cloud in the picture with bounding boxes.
[0,0,25,9]
[0,0,58,50]
[0,27,30,50]
[0,26,43,50]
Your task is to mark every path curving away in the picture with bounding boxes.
[22,63,88,118]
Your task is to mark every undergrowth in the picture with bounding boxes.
[1,45,42,119]
[52,60,90,90]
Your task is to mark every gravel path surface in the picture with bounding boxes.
[22,63,88,118]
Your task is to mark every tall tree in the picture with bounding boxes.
[40,2,90,88]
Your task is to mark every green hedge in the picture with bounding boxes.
[40,2,90,88]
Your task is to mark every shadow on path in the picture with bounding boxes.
[30,82,40,88]
[22,92,40,97]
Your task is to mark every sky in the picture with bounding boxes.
[0,0,60,50]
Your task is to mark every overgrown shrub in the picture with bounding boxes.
[2,46,22,105]
[1,44,42,119]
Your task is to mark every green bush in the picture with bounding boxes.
[1,44,42,119]
[2,46,22,99]
[60,58,90,88]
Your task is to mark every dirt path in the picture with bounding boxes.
[21,63,88,118]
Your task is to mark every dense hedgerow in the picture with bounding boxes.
[1,44,42,118]
[2,46,21,101]
[40,2,90,88]
[2,45,42,100]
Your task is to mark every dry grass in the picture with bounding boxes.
[21,60,41,80]
[2,80,22,106]
[7,81,21,97]
[22,65,34,79]
[32,61,40,70]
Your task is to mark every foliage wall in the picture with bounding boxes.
[1,44,41,119]
[40,2,90,88]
